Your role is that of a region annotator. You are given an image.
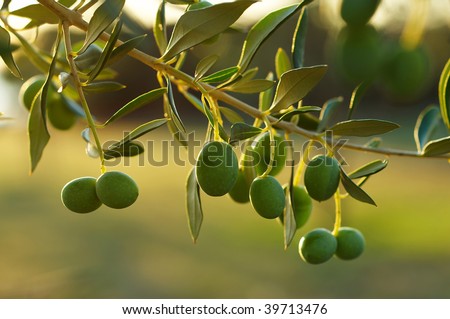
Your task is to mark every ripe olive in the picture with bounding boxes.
[341,0,381,26]
[279,185,313,229]
[335,227,365,260]
[299,228,337,264]
[335,25,383,82]
[304,155,340,202]
[196,141,239,196]
[96,171,139,209]
[19,75,46,110]
[61,176,102,213]
[249,175,285,219]
[251,132,287,176]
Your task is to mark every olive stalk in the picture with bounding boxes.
[36,0,450,160]
[332,189,342,237]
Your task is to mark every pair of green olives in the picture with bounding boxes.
[61,171,139,213]
[299,227,365,264]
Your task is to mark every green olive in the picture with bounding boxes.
[19,75,46,110]
[341,0,381,26]
[228,165,255,204]
[335,227,365,260]
[96,171,139,209]
[279,185,313,229]
[47,95,77,130]
[251,132,287,176]
[299,228,337,264]
[61,177,102,213]
[249,175,285,219]
[304,155,340,202]
[196,141,239,196]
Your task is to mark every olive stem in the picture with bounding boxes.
[332,189,342,237]
[293,139,314,186]
[62,21,105,173]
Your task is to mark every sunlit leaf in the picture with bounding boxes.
[348,81,370,120]
[104,141,144,159]
[167,77,187,133]
[161,1,256,61]
[219,106,243,124]
[117,119,168,146]
[78,0,125,54]
[269,65,327,113]
[82,81,126,93]
[227,79,275,94]
[317,96,344,132]
[273,106,321,123]
[275,47,292,79]
[414,105,442,152]
[107,34,147,66]
[348,159,388,179]
[10,4,59,25]
[167,0,198,4]
[229,122,263,145]
[292,7,308,69]
[283,154,297,250]
[259,72,275,112]
[201,66,239,84]
[195,54,219,81]
[103,87,167,126]
[330,119,400,137]
[0,26,22,78]
[164,96,188,148]
[364,137,382,148]
[154,1,167,55]
[186,167,203,243]
[237,1,312,72]
[340,168,377,206]
[438,58,450,130]
[422,136,450,157]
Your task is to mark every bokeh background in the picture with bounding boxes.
[0,0,449,298]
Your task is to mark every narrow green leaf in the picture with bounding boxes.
[284,152,297,250]
[438,58,450,130]
[10,4,59,25]
[164,96,188,148]
[195,54,219,81]
[161,1,256,61]
[317,96,344,132]
[0,26,22,78]
[292,7,308,69]
[186,167,203,243]
[237,2,312,72]
[340,168,377,206]
[364,137,382,148]
[269,65,327,113]
[167,78,187,133]
[348,81,370,120]
[58,0,77,7]
[330,119,400,137]
[88,19,122,83]
[78,0,125,54]
[154,1,167,55]
[103,87,166,126]
[229,122,263,145]
[219,106,243,124]
[274,106,321,123]
[117,119,168,147]
[104,141,144,159]
[107,34,147,66]
[414,105,442,152]
[348,159,388,179]
[422,136,450,157]
[182,91,204,114]
[201,66,239,83]
[82,81,126,93]
[167,0,198,4]
[275,47,292,79]
[259,72,275,112]
[227,79,275,94]
[201,95,228,141]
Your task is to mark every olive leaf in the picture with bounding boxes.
[58,0,77,7]
[166,0,197,4]
[422,136,450,157]
[0,26,22,78]
[164,96,188,148]
[219,107,243,124]
[414,105,442,153]
[116,119,168,147]
[166,77,187,133]
[229,122,263,145]
[200,66,239,84]
[1,0,11,10]
[200,96,228,141]
[364,137,382,148]
[283,151,297,250]
[273,106,321,124]
[348,159,388,179]
[103,87,167,126]
[329,119,400,137]
[161,1,256,61]
[340,168,377,206]
[107,34,147,66]
[348,81,370,120]
[317,96,344,132]
[275,47,292,79]
[186,167,203,243]
[104,142,144,159]
[154,0,167,56]
[438,58,450,130]
[237,1,312,72]
[226,79,275,94]
[258,72,275,112]
[10,4,59,26]
[82,81,126,93]
[195,54,219,81]
[292,7,308,69]
[78,0,125,54]
[269,65,327,113]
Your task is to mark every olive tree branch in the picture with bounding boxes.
[36,0,450,160]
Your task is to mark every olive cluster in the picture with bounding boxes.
[61,171,139,213]
[194,133,365,264]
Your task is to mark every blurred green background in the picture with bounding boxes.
[0,0,450,298]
